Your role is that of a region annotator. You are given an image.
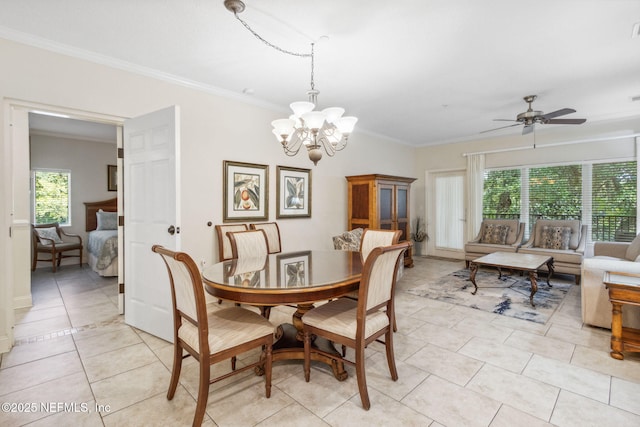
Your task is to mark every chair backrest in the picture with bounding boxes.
[227,229,269,259]
[250,222,282,254]
[358,242,410,314]
[152,245,208,352]
[359,229,402,262]
[32,222,63,246]
[215,224,249,261]
[531,219,583,249]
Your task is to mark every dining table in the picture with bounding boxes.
[201,249,363,380]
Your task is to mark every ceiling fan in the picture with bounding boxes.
[482,95,587,135]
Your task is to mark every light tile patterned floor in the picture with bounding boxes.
[1,257,640,426]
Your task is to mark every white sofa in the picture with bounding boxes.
[581,239,640,329]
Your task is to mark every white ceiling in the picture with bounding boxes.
[2,0,640,146]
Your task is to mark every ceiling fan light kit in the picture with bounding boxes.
[224,0,357,165]
[482,94,587,135]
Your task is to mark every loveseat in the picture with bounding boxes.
[464,219,525,267]
[581,238,640,329]
[518,219,587,284]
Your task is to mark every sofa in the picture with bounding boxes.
[581,238,640,329]
[464,219,525,267]
[518,219,587,284]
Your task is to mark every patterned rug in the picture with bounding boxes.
[406,268,572,324]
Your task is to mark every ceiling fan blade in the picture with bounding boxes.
[541,108,576,120]
[479,123,521,134]
[545,118,587,125]
[493,119,518,122]
[522,124,534,135]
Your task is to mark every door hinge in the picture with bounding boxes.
[118,216,124,226]
[119,283,125,293]
[118,148,124,159]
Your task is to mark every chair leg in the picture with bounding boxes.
[167,343,183,400]
[355,344,370,410]
[260,306,271,319]
[303,330,311,382]
[79,248,83,268]
[193,356,210,427]
[264,343,273,398]
[52,252,57,273]
[385,329,398,381]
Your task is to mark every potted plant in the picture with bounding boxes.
[411,217,428,256]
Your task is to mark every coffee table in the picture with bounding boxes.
[469,252,554,307]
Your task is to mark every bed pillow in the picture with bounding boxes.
[96,209,118,230]
[36,227,63,245]
[540,226,572,250]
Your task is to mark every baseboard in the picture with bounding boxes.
[0,334,11,354]
[13,294,32,309]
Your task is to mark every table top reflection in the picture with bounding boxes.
[201,250,363,305]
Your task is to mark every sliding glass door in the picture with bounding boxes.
[428,170,466,259]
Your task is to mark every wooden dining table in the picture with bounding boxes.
[201,250,363,380]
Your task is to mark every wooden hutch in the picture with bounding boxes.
[346,174,416,267]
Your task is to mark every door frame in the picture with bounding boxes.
[1,98,125,353]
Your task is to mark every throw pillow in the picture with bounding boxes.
[332,228,364,251]
[96,210,118,230]
[540,226,572,250]
[35,227,63,245]
[480,224,510,244]
[625,233,640,261]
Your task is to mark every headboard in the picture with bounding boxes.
[84,198,117,231]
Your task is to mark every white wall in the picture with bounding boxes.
[30,134,117,266]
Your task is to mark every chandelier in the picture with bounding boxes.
[224,0,358,165]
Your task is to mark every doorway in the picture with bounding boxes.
[427,169,466,259]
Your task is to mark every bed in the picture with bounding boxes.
[84,198,118,277]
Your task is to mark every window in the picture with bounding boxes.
[483,161,636,242]
[32,169,71,226]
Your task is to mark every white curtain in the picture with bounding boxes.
[466,153,485,241]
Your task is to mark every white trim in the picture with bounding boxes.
[463,133,640,157]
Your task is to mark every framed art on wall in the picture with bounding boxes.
[276,166,311,218]
[223,160,269,222]
[107,165,117,191]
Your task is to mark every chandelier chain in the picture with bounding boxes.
[231,12,312,59]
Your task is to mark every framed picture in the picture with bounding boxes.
[223,160,269,222]
[107,165,117,191]
[277,251,311,287]
[276,166,311,218]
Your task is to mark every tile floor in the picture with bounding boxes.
[1,257,640,426]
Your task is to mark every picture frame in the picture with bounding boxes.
[107,165,117,191]
[277,251,311,287]
[276,166,311,218]
[223,160,269,222]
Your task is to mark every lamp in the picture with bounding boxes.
[224,0,357,165]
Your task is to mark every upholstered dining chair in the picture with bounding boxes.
[250,222,282,254]
[302,242,409,410]
[152,245,274,427]
[214,224,249,261]
[227,229,272,318]
[31,222,83,272]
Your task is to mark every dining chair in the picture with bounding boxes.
[250,222,282,254]
[152,245,274,426]
[302,242,409,410]
[346,229,402,338]
[227,229,272,318]
[31,222,83,272]
[215,224,249,261]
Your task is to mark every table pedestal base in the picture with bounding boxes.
[256,323,348,381]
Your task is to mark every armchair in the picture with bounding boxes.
[518,219,586,284]
[32,222,83,272]
[464,219,525,267]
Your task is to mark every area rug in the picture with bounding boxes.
[406,268,572,324]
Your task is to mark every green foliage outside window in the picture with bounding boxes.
[34,170,70,225]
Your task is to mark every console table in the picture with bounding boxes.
[603,271,640,360]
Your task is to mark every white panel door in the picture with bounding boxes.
[428,170,466,259]
[124,106,180,342]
